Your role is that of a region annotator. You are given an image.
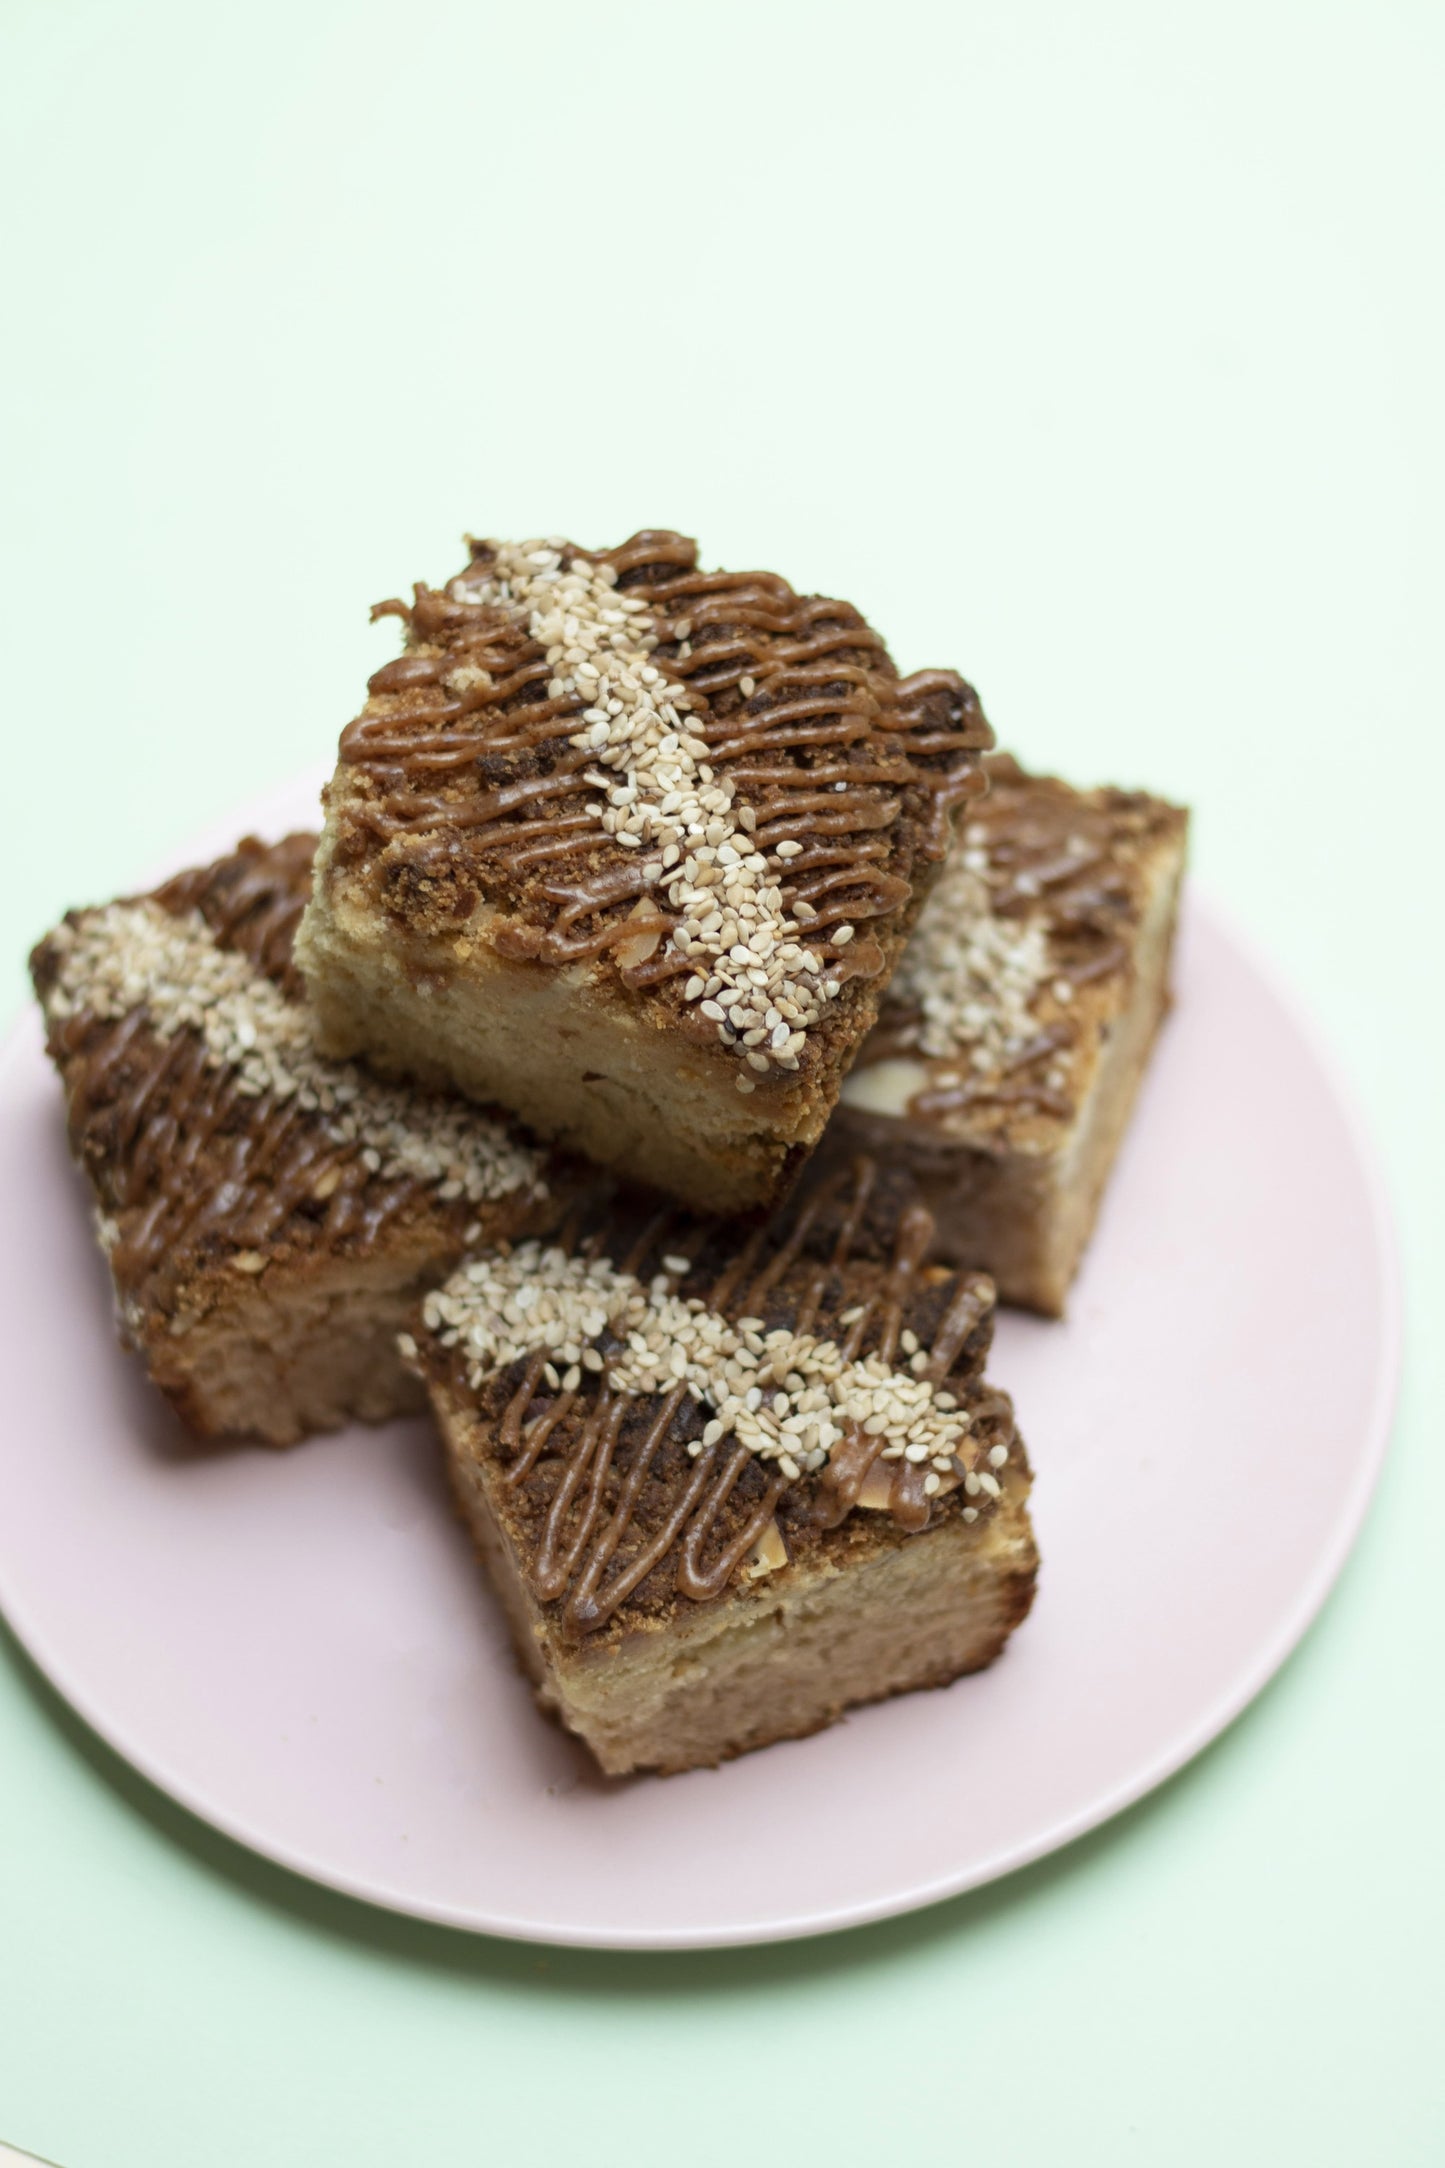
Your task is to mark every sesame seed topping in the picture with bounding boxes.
[44,902,541,1207]
[455,542,856,1070]
[888,844,1053,1079]
[419,1242,980,1498]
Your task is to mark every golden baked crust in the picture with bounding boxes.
[828,754,1189,1309]
[411,1156,1037,1772]
[30,835,565,1444]
[297,532,993,1211]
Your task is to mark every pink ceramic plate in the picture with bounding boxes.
[0,773,1400,1949]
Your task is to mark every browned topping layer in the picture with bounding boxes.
[154,830,315,999]
[855,754,1188,1136]
[414,1158,1016,1643]
[328,532,991,1088]
[29,837,545,1320]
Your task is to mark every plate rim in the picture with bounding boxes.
[0,777,1404,1949]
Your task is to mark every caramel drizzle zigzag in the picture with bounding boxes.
[51,1000,434,1287]
[875,770,1170,1123]
[338,532,990,1082]
[35,861,544,1289]
[429,1162,1007,1635]
[153,834,317,998]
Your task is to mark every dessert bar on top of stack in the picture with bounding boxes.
[295,530,993,1214]
[30,834,564,1445]
[826,754,1188,1313]
[408,1156,1036,1775]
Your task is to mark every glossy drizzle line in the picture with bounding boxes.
[866,762,1184,1124]
[43,901,540,1205]
[340,532,991,1085]
[415,1161,1009,1634]
[32,843,548,1297]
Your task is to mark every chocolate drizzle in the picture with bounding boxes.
[29,837,544,1316]
[328,531,991,1039]
[866,754,1188,1128]
[444,1158,1010,1640]
[52,1003,427,1292]
[152,832,316,999]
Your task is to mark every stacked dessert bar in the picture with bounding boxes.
[296,532,993,1212]
[827,754,1188,1312]
[32,835,566,1445]
[32,529,1186,1774]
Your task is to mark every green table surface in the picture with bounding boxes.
[2,4,1441,2163]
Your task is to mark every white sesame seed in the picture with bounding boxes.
[43,901,543,1211]
[883,843,1054,1074]
[399,544,991,1245]
[422,1241,976,1498]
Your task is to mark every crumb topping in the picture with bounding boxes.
[43,900,542,1206]
[415,1241,1006,1499]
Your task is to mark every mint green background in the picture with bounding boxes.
[2,4,1441,2163]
